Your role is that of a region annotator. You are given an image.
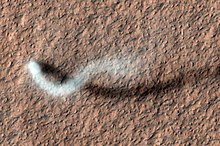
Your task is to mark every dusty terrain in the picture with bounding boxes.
[0,0,219,145]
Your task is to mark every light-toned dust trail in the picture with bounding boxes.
[27,56,146,97]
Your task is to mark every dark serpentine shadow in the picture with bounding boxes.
[85,64,220,102]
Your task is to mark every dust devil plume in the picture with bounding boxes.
[27,56,139,97]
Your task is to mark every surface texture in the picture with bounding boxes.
[0,0,220,145]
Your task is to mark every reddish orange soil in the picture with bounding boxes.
[0,0,219,145]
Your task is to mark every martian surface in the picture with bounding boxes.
[0,1,219,145]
